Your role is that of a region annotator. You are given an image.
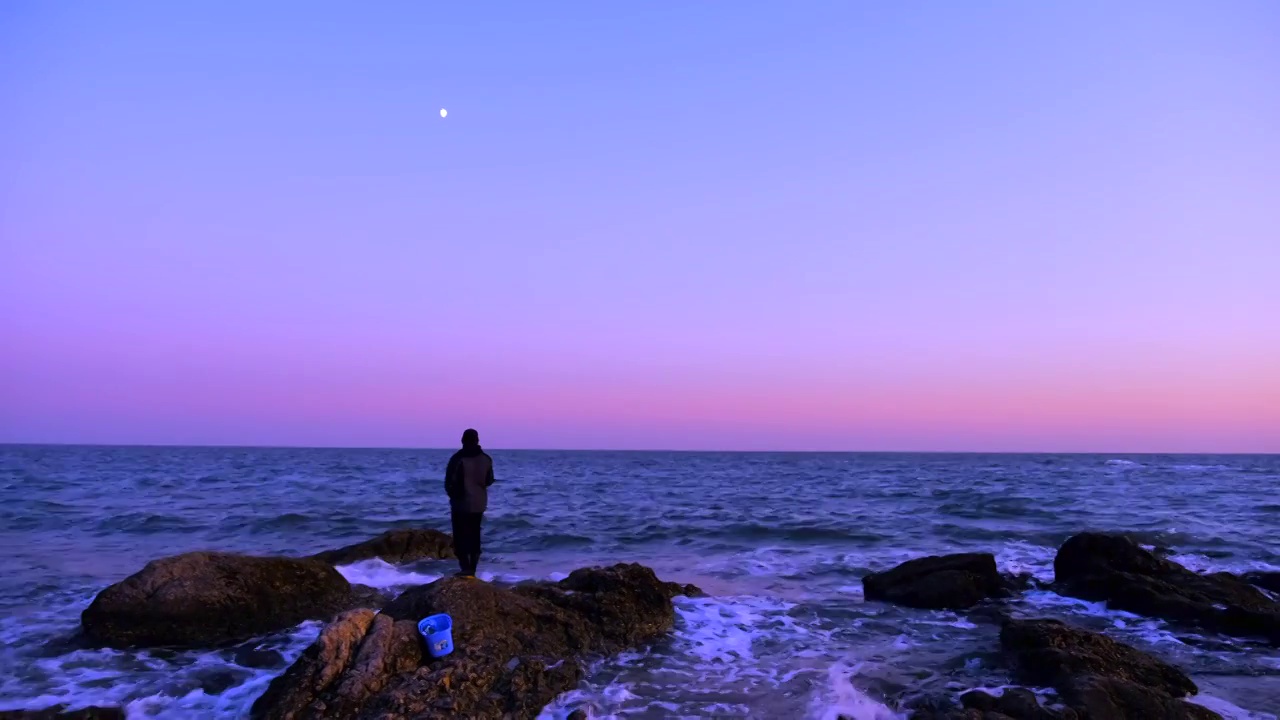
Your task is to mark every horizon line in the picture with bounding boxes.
[0,441,1275,456]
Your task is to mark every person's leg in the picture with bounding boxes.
[469,512,485,576]
[450,510,471,575]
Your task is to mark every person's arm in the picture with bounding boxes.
[486,462,495,488]
[444,454,461,500]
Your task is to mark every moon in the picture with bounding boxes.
[440,108,448,118]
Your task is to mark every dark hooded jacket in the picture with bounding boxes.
[445,444,494,513]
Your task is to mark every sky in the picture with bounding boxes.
[1,1,1278,452]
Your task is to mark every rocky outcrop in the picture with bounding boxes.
[999,618,1219,719]
[0,708,124,720]
[1053,533,1280,644]
[82,552,386,648]
[863,553,1010,610]
[251,563,688,720]
[311,529,455,565]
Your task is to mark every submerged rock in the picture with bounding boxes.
[82,552,383,648]
[251,563,686,720]
[863,553,1009,610]
[1053,533,1280,644]
[0,708,124,720]
[311,528,455,565]
[1000,618,1219,719]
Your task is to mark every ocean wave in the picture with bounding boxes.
[92,513,200,534]
[1104,459,1144,468]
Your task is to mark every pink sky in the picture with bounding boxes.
[2,3,1278,451]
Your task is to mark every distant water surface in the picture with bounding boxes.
[0,447,1277,718]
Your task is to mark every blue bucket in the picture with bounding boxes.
[417,613,454,658]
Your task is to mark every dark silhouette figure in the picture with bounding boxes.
[444,428,494,577]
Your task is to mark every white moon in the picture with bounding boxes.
[440,108,448,118]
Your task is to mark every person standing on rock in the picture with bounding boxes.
[445,428,494,578]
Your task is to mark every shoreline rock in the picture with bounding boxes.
[863,553,1011,610]
[909,617,1223,719]
[81,552,386,649]
[311,529,455,565]
[1053,532,1280,644]
[999,618,1219,719]
[251,563,690,720]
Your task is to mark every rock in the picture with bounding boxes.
[1241,571,1280,595]
[567,711,588,720]
[1000,618,1219,719]
[960,689,1075,719]
[909,688,1077,720]
[82,552,378,648]
[863,553,1009,610]
[0,709,124,720]
[1053,533,1280,644]
[311,529,455,565]
[251,563,684,720]
[1060,675,1220,720]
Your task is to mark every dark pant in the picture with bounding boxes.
[451,510,484,575]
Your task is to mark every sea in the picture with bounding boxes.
[0,447,1277,719]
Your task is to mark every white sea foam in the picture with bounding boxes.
[807,664,903,720]
[0,623,321,719]
[993,540,1057,583]
[1165,553,1280,576]
[335,559,441,591]
[1104,459,1143,468]
[1188,693,1279,720]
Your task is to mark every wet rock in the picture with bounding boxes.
[1000,618,1219,719]
[1053,533,1280,644]
[311,528,455,565]
[960,689,1075,719]
[566,711,588,720]
[1241,571,1280,595]
[349,583,393,608]
[251,563,684,720]
[0,709,124,720]
[863,553,1009,610]
[1060,675,1220,719]
[82,552,378,648]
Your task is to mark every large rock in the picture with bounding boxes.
[863,553,1009,610]
[0,709,123,720]
[251,563,688,720]
[1000,618,1219,719]
[1053,533,1280,644]
[311,529,455,565]
[82,552,384,648]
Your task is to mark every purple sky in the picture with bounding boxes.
[2,2,1278,451]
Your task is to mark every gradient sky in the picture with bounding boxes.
[2,1,1278,452]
